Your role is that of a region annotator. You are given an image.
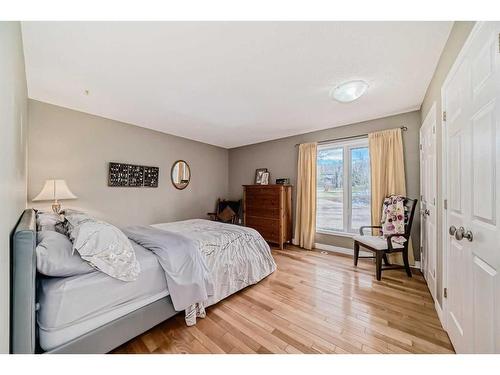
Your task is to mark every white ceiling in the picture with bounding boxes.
[21,22,452,148]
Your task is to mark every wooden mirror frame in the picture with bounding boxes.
[170,160,191,190]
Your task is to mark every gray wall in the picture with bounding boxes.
[228,110,421,257]
[0,22,28,353]
[28,100,228,227]
[420,21,475,307]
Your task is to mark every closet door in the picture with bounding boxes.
[420,103,437,299]
[444,22,500,353]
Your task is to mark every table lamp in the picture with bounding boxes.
[32,179,77,213]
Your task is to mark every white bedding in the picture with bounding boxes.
[38,243,168,350]
[38,219,276,350]
[151,219,277,324]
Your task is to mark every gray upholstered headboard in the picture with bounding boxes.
[10,209,37,354]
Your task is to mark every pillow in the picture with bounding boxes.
[218,205,236,222]
[70,219,141,282]
[62,209,93,227]
[60,209,93,236]
[36,211,64,232]
[36,230,95,277]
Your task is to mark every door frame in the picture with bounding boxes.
[420,101,437,298]
[440,21,483,333]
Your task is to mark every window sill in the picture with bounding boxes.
[316,229,356,238]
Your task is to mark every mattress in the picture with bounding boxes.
[38,242,168,351]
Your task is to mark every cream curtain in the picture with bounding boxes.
[368,128,414,265]
[293,142,317,250]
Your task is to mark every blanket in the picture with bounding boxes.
[122,226,214,313]
[125,220,277,326]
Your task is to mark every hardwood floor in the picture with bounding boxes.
[112,246,454,354]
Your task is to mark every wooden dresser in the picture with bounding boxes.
[243,184,292,249]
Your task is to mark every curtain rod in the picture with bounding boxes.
[294,126,408,147]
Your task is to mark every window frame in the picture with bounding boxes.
[316,136,370,236]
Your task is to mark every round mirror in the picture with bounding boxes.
[171,160,191,190]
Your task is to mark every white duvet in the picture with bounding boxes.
[151,219,277,325]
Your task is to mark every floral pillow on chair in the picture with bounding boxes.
[381,195,406,244]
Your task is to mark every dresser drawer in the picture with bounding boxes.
[245,187,281,199]
[245,216,280,242]
[245,195,280,208]
[245,205,280,219]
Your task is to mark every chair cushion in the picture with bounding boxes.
[353,235,404,250]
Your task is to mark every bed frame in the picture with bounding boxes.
[10,209,178,354]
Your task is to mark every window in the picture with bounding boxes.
[316,138,371,234]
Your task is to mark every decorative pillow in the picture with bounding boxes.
[381,195,407,244]
[218,206,236,223]
[54,221,69,236]
[62,209,93,226]
[36,211,64,232]
[36,230,95,277]
[70,219,141,282]
[60,209,93,235]
[58,209,92,243]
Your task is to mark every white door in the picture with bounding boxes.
[420,103,437,299]
[443,22,500,353]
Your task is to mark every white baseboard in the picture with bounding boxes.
[314,243,371,257]
[315,242,421,270]
[434,299,446,330]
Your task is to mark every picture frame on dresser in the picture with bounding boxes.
[254,168,268,184]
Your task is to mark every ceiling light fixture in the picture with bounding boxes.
[331,80,369,103]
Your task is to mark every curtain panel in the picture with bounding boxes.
[368,128,414,265]
[293,142,317,250]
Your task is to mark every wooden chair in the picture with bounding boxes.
[207,198,242,225]
[353,197,418,281]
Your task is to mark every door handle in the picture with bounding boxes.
[454,226,474,242]
[454,227,464,240]
[463,228,473,242]
[449,225,457,236]
[424,209,430,216]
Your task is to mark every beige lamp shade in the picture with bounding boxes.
[33,179,77,202]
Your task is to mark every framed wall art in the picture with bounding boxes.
[108,162,159,188]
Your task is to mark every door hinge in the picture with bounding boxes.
[433,126,436,134]
[498,33,500,53]
[444,287,448,298]
[419,144,422,150]
[442,111,447,122]
[444,199,448,209]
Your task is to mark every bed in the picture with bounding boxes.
[10,209,276,354]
